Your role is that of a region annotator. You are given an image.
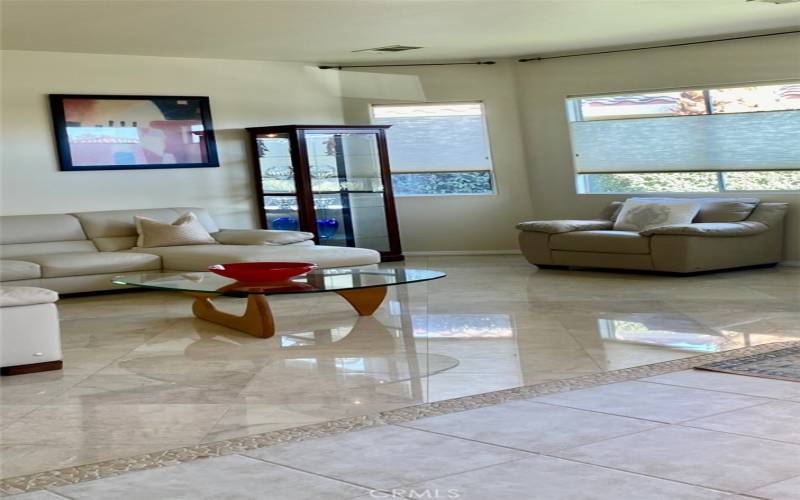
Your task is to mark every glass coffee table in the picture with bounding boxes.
[113,268,445,338]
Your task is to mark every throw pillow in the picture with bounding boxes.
[613,200,701,232]
[135,212,216,248]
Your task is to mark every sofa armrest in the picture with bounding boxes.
[516,220,613,234]
[640,222,769,237]
[212,229,315,246]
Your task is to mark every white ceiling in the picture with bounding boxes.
[1,0,799,64]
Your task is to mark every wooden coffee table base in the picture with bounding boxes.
[186,286,388,338]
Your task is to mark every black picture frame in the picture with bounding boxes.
[49,94,220,171]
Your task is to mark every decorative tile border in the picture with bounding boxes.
[2,340,797,496]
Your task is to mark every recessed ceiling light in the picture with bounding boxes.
[352,45,424,53]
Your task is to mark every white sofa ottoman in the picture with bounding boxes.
[0,286,62,375]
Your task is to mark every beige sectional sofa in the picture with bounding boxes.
[0,207,381,293]
[517,198,788,274]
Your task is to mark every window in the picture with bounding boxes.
[567,82,800,193]
[371,102,495,195]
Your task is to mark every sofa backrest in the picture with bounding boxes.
[692,198,760,223]
[0,214,98,258]
[0,208,220,257]
[606,197,760,223]
[71,207,219,251]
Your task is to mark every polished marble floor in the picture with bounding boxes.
[10,369,800,499]
[1,256,798,479]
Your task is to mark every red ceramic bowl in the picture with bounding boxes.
[208,262,316,283]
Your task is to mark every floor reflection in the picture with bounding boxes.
[1,256,798,479]
[597,318,745,352]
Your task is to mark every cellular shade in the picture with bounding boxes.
[569,110,800,173]
[373,104,492,173]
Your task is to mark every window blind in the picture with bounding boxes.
[569,110,800,174]
[373,105,492,173]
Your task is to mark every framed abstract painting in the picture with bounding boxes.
[49,94,220,171]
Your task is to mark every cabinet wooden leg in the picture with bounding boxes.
[336,286,388,316]
[187,294,275,338]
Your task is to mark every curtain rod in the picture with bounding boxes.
[318,61,495,70]
[518,29,800,62]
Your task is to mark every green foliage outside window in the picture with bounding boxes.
[584,171,800,193]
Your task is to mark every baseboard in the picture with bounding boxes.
[1,360,63,376]
[401,253,799,265]
[404,250,522,256]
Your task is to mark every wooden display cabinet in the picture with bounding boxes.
[246,125,403,261]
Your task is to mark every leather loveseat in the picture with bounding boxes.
[517,198,788,274]
[0,207,380,293]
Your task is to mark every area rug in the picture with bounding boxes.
[696,344,800,382]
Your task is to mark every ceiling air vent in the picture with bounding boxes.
[352,45,424,53]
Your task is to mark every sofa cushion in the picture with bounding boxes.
[627,197,759,223]
[132,244,381,271]
[0,286,59,307]
[212,229,316,246]
[746,202,789,227]
[640,222,769,237]
[695,200,759,223]
[516,220,613,234]
[549,230,651,254]
[600,201,624,222]
[0,240,98,259]
[0,260,42,281]
[0,214,87,245]
[23,252,162,278]
[72,207,219,239]
[93,236,139,252]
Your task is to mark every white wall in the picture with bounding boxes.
[513,33,800,261]
[0,50,344,228]
[3,37,799,259]
[341,60,533,253]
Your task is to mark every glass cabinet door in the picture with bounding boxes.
[255,133,301,230]
[304,131,391,252]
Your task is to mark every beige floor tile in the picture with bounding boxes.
[0,443,172,479]
[202,403,373,442]
[684,401,800,444]
[58,316,178,350]
[48,373,251,405]
[4,491,68,500]
[401,400,662,452]
[59,347,138,375]
[52,454,368,500]
[533,380,768,423]
[243,425,527,490]
[643,370,800,401]
[582,344,696,371]
[421,372,527,401]
[403,455,732,500]
[1,404,228,446]
[0,405,38,429]
[555,426,800,492]
[0,373,86,406]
